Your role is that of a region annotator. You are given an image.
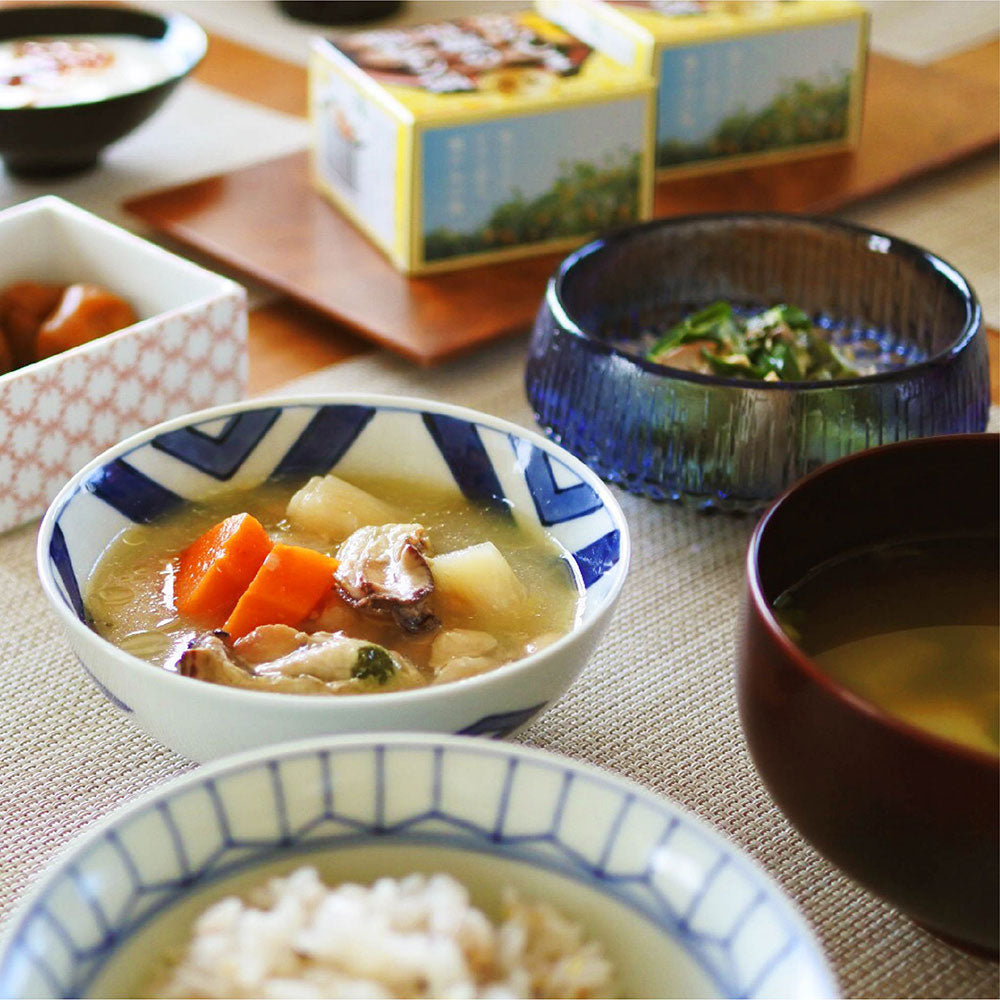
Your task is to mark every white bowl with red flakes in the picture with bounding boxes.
[0,195,246,532]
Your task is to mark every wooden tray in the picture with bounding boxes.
[125,52,999,365]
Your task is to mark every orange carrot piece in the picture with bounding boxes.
[174,513,274,626]
[223,543,339,640]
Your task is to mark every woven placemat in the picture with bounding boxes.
[1,335,997,998]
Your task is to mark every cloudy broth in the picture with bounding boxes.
[774,534,999,756]
[86,476,581,689]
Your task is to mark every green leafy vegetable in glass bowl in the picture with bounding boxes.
[645,302,859,382]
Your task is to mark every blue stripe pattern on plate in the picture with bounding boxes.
[0,742,827,1000]
[520,443,604,525]
[84,459,183,524]
[49,524,84,620]
[50,404,626,623]
[455,703,546,738]
[151,410,281,478]
[75,657,133,714]
[270,405,376,478]
[573,530,622,589]
[421,413,511,518]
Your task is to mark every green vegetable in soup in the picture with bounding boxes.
[645,301,859,382]
[352,644,397,685]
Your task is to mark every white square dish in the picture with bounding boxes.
[0,195,247,532]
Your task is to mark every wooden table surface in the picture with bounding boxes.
[188,25,1000,402]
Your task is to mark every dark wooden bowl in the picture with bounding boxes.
[738,433,999,954]
[0,6,206,176]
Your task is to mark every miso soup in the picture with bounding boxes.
[774,534,999,756]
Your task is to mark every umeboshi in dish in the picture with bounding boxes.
[0,279,137,370]
[0,280,65,367]
[36,283,137,360]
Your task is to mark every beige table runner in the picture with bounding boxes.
[2,333,997,999]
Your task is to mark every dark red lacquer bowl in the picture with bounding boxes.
[738,433,999,954]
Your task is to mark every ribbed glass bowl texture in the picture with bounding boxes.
[525,213,990,512]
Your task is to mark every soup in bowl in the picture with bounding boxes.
[738,433,999,954]
[87,471,581,696]
[37,396,630,762]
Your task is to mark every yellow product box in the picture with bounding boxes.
[308,11,655,274]
[537,0,868,178]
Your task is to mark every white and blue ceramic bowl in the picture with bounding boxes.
[36,396,630,763]
[0,735,837,999]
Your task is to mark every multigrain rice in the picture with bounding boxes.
[151,867,617,999]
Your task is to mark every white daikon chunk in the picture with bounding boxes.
[430,542,527,624]
[286,474,399,542]
[433,656,497,684]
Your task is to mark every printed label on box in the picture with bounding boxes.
[315,68,398,249]
[420,100,647,263]
[330,12,623,111]
[310,12,653,272]
[535,0,642,68]
[655,20,862,168]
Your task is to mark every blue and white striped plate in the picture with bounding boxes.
[0,735,836,999]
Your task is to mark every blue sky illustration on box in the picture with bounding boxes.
[422,100,646,234]
[658,20,860,143]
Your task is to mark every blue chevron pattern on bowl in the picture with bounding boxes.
[0,736,836,999]
[37,396,631,762]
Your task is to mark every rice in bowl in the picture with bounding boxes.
[148,867,617,999]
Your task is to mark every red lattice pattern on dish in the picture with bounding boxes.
[0,294,247,533]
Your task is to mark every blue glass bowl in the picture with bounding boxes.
[526,213,989,512]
